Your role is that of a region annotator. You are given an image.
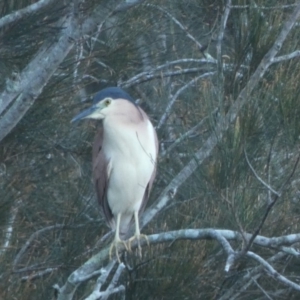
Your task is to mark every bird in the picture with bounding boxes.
[72,87,158,261]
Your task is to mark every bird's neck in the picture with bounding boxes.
[104,116,151,158]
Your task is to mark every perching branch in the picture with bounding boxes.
[53,3,300,299]
[55,228,300,299]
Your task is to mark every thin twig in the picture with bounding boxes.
[13,223,91,269]
[160,110,217,157]
[242,152,300,255]
[21,267,60,281]
[247,251,300,291]
[218,252,286,300]
[252,277,274,300]
[121,67,210,89]
[147,4,204,50]
[216,0,232,110]
[157,72,215,129]
[244,149,280,197]
[0,200,22,258]
[231,4,298,10]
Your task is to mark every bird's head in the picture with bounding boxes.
[71,97,114,122]
[71,87,137,123]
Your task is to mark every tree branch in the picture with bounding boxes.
[218,252,286,300]
[272,50,300,63]
[216,0,232,110]
[156,72,215,129]
[160,109,218,157]
[0,200,21,258]
[120,67,211,89]
[55,228,300,299]
[13,223,92,270]
[244,149,280,197]
[114,0,146,13]
[141,1,300,236]
[0,0,148,143]
[0,0,57,29]
[242,152,300,255]
[147,4,204,51]
[247,251,300,291]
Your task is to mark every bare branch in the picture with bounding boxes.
[0,200,21,258]
[118,58,249,89]
[252,278,274,300]
[21,267,60,281]
[160,109,218,157]
[242,153,300,255]
[73,42,84,85]
[0,0,57,29]
[120,68,210,89]
[84,263,125,300]
[219,252,286,300]
[208,230,236,272]
[100,263,125,300]
[231,4,298,10]
[142,1,300,240]
[13,223,90,270]
[273,50,300,63]
[0,15,74,141]
[156,72,215,129]
[47,3,300,299]
[119,58,216,86]
[114,0,146,13]
[244,149,280,197]
[147,4,204,51]
[55,226,300,299]
[0,0,146,142]
[216,0,232,109]
[247,251,300,291]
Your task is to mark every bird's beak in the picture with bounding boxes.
[71,105,98,123]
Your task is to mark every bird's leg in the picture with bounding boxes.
[109,213,128,262]
[127,211,149,257]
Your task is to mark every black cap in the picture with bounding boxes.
[93,87,135,104]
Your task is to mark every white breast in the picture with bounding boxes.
[103,116,157,216]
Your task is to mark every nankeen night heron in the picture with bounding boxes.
[72,87,158,260]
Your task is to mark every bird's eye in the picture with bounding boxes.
[104,99,111,106]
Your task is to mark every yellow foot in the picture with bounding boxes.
[109,238,128,262]
[127,234,149,257]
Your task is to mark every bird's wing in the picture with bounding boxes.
[139,126,159,215]
[92,127,113,226]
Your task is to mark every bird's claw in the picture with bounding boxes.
[127,234,149,258]
[109,238,128,263]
